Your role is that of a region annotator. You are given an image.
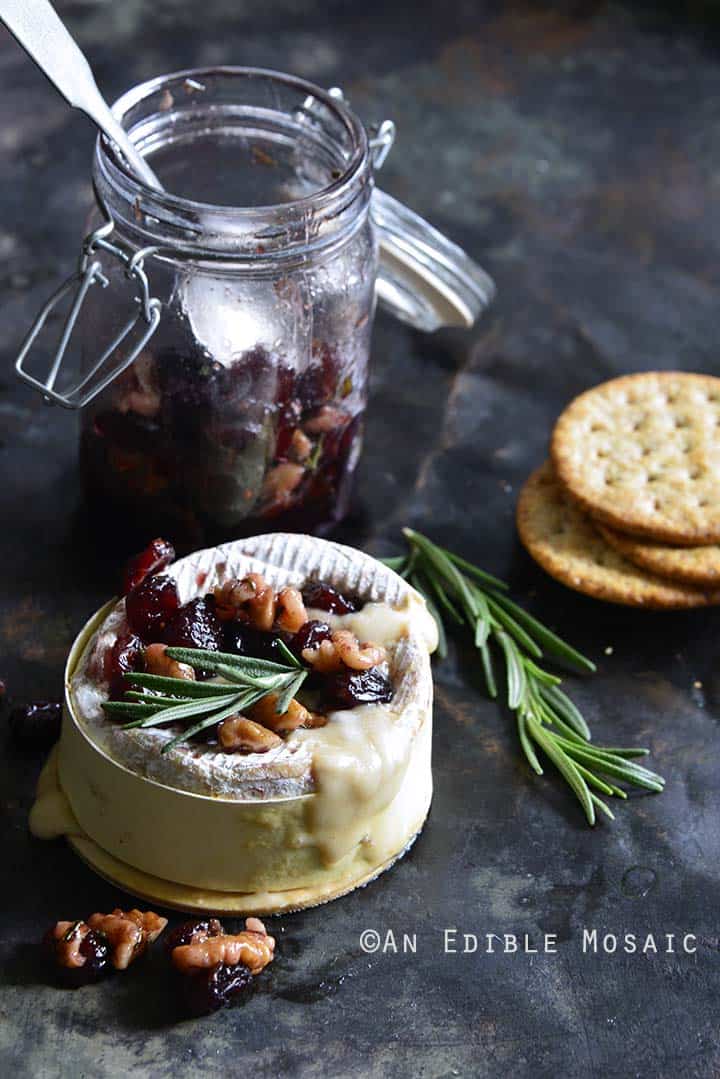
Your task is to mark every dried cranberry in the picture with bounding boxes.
[125,575,180,641]
[9,701,62,749]
[47,928,110,988]
[291,620,332,658]
[274,398,302,460]
[224,622,287,662]
[104,632,144,700]
[325,667,393,710]
[158,346,226,416]
[163,598,224,654]
[275,361,295,403]
[181,962,253,1017]
[302,582,358,614]
[165,918,224,953]
[122,538,176,594]
[91,409,162,454]
[296,343,339,413]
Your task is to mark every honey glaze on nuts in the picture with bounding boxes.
[46,907,167,984]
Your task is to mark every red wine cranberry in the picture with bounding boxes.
[46,927,110,988]
[165,918,224,953]
[181,962,253,1017]
[104,632,144,700]
[302,582,358,614]
[9,701,62,749]
[291,620,332,658]
[296,344,339,412]
[122,537,175,594]
[163,598,224,653]
[325,667,393,709]
[224,622,287,662]
[126,574,180,640]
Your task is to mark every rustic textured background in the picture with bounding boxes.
[2,2,720,1076]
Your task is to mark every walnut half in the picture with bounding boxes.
[86,908,168,970]
[217,715,283,754]
[171,918,275,976]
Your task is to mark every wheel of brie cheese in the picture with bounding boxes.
[30,533,438,914]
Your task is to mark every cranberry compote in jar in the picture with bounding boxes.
[79,70,377,546]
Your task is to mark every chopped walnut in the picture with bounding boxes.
[262,462,305,504]
[301,710,328,729]
[304,405,348,434]
[217,715,283,753]
[214,572,279,631]
[289,428,313,463]
[171,918,275,975]
[213,574,263,620]
[115,351,161,418]
[331,630,385,670]
[247,576,276,631]
[274,587,308,633]
[302,638,344,673]
[144,643,195,680]
[86,908,167,970]
[248,692,311,733]
[50,920,92,969]
[49,909,166,975]
[303,630,386,673]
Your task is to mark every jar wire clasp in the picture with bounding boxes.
[14,214,162,409]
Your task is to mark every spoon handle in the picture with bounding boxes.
[1,0,163,190]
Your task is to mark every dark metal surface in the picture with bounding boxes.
[2,3,720,1076]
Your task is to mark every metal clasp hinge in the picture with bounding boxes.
[14,217,161,410]
[327,86,396,170]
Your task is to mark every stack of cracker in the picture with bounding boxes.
[517,372,720,608]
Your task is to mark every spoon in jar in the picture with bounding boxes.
[0,0,163,191]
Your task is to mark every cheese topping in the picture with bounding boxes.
[30,534,437,903]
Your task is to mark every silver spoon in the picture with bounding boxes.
[0,0,163,191]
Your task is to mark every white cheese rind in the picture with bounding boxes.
[71,533,436,802]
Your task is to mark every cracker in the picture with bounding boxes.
[551,371,720,545]
[516,462,720,608]
[597,525,720,587]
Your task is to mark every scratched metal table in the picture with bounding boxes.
[2,3,719,1076]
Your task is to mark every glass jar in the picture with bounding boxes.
[15,68,494,548]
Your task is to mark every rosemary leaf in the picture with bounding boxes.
[497,631,526,711]
[126,692,242,730]
[479,640,498,699]
[539,683,592,740]
[160,694,262,755]
[486,591,596,674]
[387,528,663,825]
[517,712,543,774]
[484,593,542,659]
[274,671,306,715]
[275,639,304,669]
[121,672,239,697]
[527,717,595,825]
[164,647,298,678]
[416,563,464,625]
[590,793,615,821]
[102,700,158,719]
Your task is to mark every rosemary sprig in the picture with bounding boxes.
[102,646,306,755]
[383,528,664,825]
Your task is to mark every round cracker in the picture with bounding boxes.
[551,371,720,545]
[597,524,720,587]
[516,462,720,608]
